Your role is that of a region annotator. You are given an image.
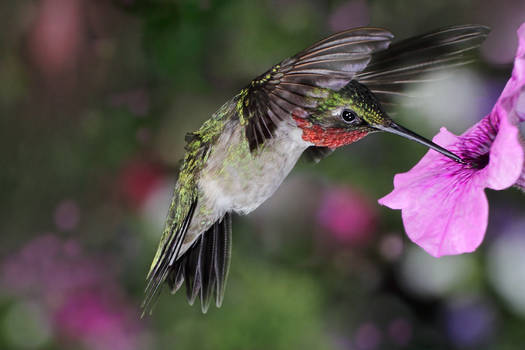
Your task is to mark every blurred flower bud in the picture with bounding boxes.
[118,160,166,209]
[28,0,84,77]
[317,186,377,245]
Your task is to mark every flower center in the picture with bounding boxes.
[456,117,497,170]
[465,152,490,169]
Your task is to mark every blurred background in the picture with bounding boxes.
[1,0,525,349]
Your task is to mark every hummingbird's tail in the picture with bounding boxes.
[165,213,232,313]
[355,24,490,106]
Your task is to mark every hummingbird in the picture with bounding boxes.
[143,24,489,314]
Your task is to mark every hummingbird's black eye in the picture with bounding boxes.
[341,109,357,123]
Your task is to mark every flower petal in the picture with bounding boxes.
[400,180,488,257]
[517,91,525,122]
[378,127,460,210]
[380,117,521,257]
[485,109,524,190]
[379,127,489,257]
[493,23,525,124]
[515,162,525,191]
[517,24,525,122]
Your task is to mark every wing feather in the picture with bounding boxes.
[240,28,394,151]
[355,24,490,108]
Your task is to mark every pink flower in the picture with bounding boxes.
[29,0,84,76]
[317,186,377,244]
[1,235,145,350]
[379,23,525,257]
[1,235,104,299]
[55,291,141,350]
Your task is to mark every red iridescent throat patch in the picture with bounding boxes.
[293,116,368,148]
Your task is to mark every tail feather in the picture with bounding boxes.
[198,224,217,313]
[141,199,198,316]
[165,213,233,313]
[214,213,232,307]
[167,261,185,294]
[184,241,200,305]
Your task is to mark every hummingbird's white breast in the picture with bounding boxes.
[178,120,312,256]
[200,120,312,214]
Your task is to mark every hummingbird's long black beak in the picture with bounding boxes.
[376,121,465,164]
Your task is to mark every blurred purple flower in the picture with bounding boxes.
[317,186,377,244]
[445,299,495,347]
[55,292,141,350]
[2,235,103,300]
[354,322,382,350]
[379,23,525,257]
[1,235,144,350]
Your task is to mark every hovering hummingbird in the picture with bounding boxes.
[143,24,489,314]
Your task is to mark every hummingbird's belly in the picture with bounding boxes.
[178,122,311,256]
[199,122,311,215]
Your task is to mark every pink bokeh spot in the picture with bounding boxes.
[1,235,144,350]
[379,23,525,257]
[55,292,140,350]
[354,323,382,350]
[317,186,377,244]
[29,0,84,76]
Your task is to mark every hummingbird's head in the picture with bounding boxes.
[293,80,463,163]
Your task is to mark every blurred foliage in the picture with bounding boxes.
[153,256,331,350]
[1,0,525,350]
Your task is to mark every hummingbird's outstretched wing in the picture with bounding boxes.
[240,28,394,151]
[355,24,490,108]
